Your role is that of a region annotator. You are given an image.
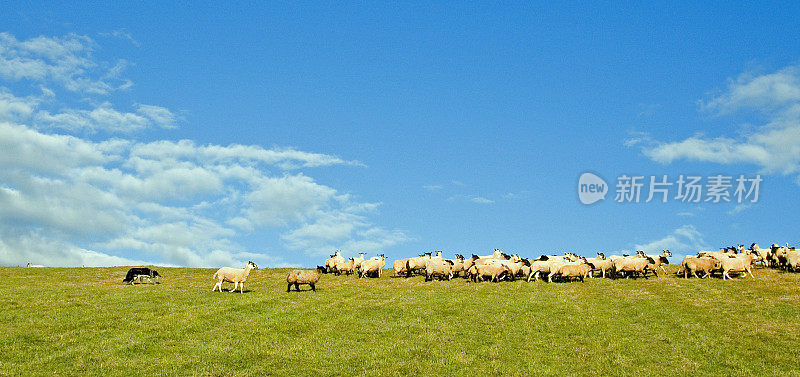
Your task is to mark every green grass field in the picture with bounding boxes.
[2,265,799,377]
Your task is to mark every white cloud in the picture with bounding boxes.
[99,29,141,48]
[633,225,708,258]
[727,203,752,215]
[0,32,408,267]
[0,32,129,95]
[423,185,443,191]
[0,90,38,122]
[33,102,180,133]
[639,65,800,181]
[0,230,150,267]
[701,66,800,114]
[470,196,494,204]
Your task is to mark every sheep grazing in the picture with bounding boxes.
[472,263,510,282]
[425,259,454,281]
[679,256,720,278]
[212,261,257,293]
[324,254,337,273]
[360,254,386,278]
[26,263,44,268]
[448,254,466,278]
[612,254,654,279]
[549,259,594,282]
[522,255,563,282]
[461,255,480,274]
[405,253,432,277]
[287,267,325,292]
[585,253,614,278]
[353,252,367,272]
[393,258,410,276]
[786,249,800,272]
[334,258,355,275]
[771,244,789,270]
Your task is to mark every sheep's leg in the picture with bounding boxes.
[240,282,244,293]
[212,282,221,292]
[287,283,292,292]
[295,283,300,291]
[311,284,316,291]
[230,282,238,292]
[748,267,754,278]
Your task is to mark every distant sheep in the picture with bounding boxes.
[26,263,44,268]
[334,258,355,275]
[612,254,654,279]
[212,261,257,293]
[425,259,454,281]
[680,256,720,279]
[393,258,410,276]
[711,253,756,280]
[287,267,325,292]
[360,254,386,278]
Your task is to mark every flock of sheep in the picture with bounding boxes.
[321,249,672,283]
[31,241,797,293]
[312,242,800,288]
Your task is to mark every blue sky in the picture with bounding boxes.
[1,2,799,267]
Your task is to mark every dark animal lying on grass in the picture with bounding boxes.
[123,267,160,284]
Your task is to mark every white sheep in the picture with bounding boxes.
[287,267,324,292]
[425,259,453,281]
[786,249,800,272]
[680,256,720,278]
[212,261,257,293]
[585,253,613,278]
[360,254,386,278]
[549,259,594,282]
[405,253,432,276]
[393,258,410,276]
[334,258,355,275]
[26,263,44,268]
[612,255,654,279]
[711,253,756,280]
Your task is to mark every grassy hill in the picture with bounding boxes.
[1,266,799,376]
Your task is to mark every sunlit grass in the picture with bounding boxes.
[1,265,799,376]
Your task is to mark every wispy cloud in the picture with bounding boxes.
[423,184,443,191]
[99,29,141,47]
[470,196,494,204]
[0,32,404,267]
[633,225,708,257]
[636,65,800,182]
[727,203,752,215]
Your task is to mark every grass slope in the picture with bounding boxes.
[1,266,799,377]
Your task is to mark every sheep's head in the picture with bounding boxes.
[597,252,605,259]
[248,261,258,269]
[662,250,672,257]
